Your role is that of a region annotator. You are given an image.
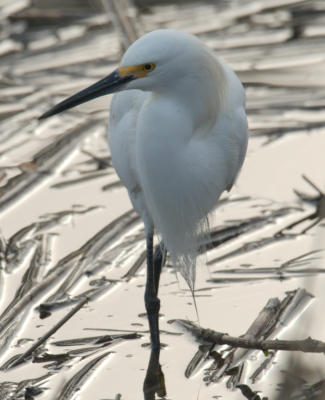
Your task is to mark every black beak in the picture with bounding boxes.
[39,69,134,120]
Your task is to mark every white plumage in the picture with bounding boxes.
[108,29,248,286]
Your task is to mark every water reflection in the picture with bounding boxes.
[143,350,166,399]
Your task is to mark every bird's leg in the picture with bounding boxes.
[153,242,166,297]
[145,231,161,355]
[143,234,166,398]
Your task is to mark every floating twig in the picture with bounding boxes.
[57,350,112,400]
[7,297,88,369]
[175,320,325,353]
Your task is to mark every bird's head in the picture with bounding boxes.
[39,29,209,120]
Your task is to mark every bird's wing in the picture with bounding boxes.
[216,58,249,191]
[108,90,145,191]
[217,108,248,192]
[108,89,153,225]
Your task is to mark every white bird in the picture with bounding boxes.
[40,29,248,396]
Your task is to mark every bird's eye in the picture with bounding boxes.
[143,63,154,71]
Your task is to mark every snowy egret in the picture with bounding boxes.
[40,29,248,395]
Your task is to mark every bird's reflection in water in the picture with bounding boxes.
[144,349,166,400]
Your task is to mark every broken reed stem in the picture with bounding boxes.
[176,320,325,354]
[101,0,139,49]
[10,297,88,368]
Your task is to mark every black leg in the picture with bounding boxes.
[144,232,161,356]
[153,243,166,295]
[143,234,166,398]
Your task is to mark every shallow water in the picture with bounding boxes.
[0,1,324,399]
